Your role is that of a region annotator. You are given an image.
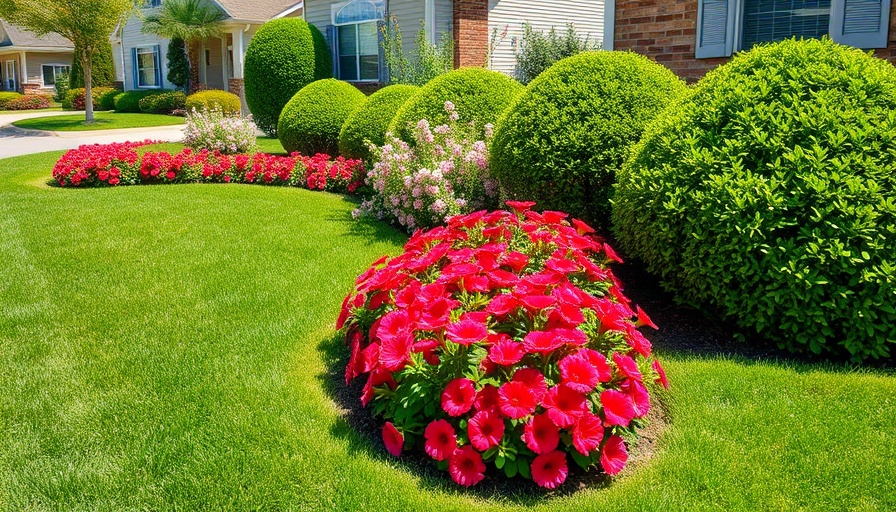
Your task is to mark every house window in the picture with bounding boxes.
[42,64,71,87]
[332,0,385,81]
[696,0,891,58]
[135,46,161,88]
[144,0,162,8]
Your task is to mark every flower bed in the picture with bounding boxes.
[338,201,668,489]
[52,141,365,194]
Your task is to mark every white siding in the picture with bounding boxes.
[487,0,605,76]
[389,0,426,57]
[120,7,173,90]
[25,52,74,89]
[434,0,453,44]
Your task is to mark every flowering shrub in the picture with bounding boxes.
[338,201,668,489]
[52,142,365,194]
[5,94,52,110]
[355,101,498,231]
[183,107,258,155]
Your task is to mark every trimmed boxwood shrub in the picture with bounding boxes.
[612,38,896,361]
[490,51,686,224]
[114,90,161,113]
[244,18,332,136]
[0,91,22,109]
[338,84,419,161]
[387,67,523,142]
[278,79,367,155]
[98,89,121,111]
[186,90,241,115]
[138,91,186,114]
[63,87,117,111]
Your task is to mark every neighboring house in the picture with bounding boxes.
[0,19,74,94]
[611,0,896,82]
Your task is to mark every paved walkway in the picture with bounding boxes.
[0,110,185,159]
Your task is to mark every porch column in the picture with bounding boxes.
[228,27,247,115]
[199,41,207,85]
[220,37,228,90]
[19,51,26,93]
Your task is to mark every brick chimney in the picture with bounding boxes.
[453,0,489,67]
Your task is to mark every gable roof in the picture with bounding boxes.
[0,19,72,49]
[214,0,303,21]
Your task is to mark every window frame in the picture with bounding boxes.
[41,64,71,88]
[135,45,162,89]
[330,0,384,82]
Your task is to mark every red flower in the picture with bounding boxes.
[449,445,486,487]
[653,359,670,389]
[498,381,538,419]
[442,378,477,416]
[635,305,658,329]
[613,352,643,382]
[488,338,525,366]
[522,330,564,355]
[505,200,536,213]
[378,331,414,372]
[577,348,612,382]
[382,422,404,457]
[424,419,457,461]
[600,389,636,427]
[519,294,556,311]
[485,294,518,316]
[559,353,600,393]
[572,412,604,456]
[165,170,176,180]
[531,450,568,489]
[468,410,505,451]
[474,384,500,412]
[512,367,548,401]
[623,379,651,417]
[542,384,589,428]
[446,318,488,346]
[600,435,628,475]
[522,413,560,454]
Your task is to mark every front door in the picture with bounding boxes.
[5,60,16,91]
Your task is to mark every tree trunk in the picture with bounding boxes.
[83,50,94,124]
[187,41,201,93]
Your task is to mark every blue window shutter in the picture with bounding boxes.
[326,25,340,78]
[831,0,891,48]
[132,47,139,88]
[154,45,162,86]
[377,19,387,83]
[695,0,737,58]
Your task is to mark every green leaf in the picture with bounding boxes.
[518,459,532,479]
[495,454,505,469]
[503,459,519,478]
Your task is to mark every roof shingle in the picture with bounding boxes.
[214,0,303,21]
[0,19,72,48]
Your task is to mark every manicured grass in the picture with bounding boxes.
[1,150,894,510]
[11,112,185,131]
[0,106,63,115]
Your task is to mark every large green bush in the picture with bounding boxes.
[338,84,419,161]
[0,91,22,109]
[138,91,186,114]
[491,51,686,224]
[278,79,366,155]
[612,38,896,361]
[387,67,523,142]
[244,18,332,136]
[114,90,167,113]
[69,41,115,88]
[63,87,117,111]
[186,90,241,115]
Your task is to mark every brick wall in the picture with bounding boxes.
[454,0,489,68]
[616,0,896,83]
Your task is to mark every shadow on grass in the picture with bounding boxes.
[325,196,409,248]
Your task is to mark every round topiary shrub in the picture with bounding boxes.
[114,90,161,113]
[338,84,419,161]
[186,90,241,115]
[387,67,523,142]
[138,91,186,114]
[278,79,367,156]
[244,18,332,136]
[612,38,896,361]
[490,51,686,224]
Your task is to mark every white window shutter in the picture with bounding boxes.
[696,0,737,58]
[830,0,891,48]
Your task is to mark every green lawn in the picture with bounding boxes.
[11,112,185,131]
[0,106,63,115]
[1,149,894,511]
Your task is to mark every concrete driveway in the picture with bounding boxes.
[0,110,185,159]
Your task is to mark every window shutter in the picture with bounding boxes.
[830,0,891,48]
[154,45,162,86]
[132,47,139,88]
[377,19,388,83]
[695,0,737,58]
[326,25,340,78]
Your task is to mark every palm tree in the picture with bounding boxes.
[141,0,226,93]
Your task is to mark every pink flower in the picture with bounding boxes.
[498,381,538,419]
[522,330,564,355]
[572,412,604,456]
[531,450,568,489]
[442,378,476,416]
[446,318,488,346]
[559,353,600,393]
[424,419,457,461]
[382,422,404,457]
[542,384,589,428]
[600,389,636,427]
[613,352,643,382]
[467,410,505,451]
[522,413,560,454]
[449,445,486,487]
[600,435,628,475]
[653,359,670,389]
[488,338,525,365]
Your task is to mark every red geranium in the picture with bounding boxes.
[531,450,568,489]
[382,422,404,457]
[449,445,486,487]
[600,435,629,475]
[424,419,457,461]
[522,413,560,454]
[468,410,505,451]
[442,378,476,417]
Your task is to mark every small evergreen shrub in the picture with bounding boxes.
[64,87,117,110]
[514,22,599,85]
[4,94,51,110]
[338,84,419,161]
[98,89,121,111]
[54,70,71,103]
[491,51,686,224]
[244,18,333,136]
[612,38,896,361]
[138,91,186,114]
[278,79,366,155]
[69,42,115,88]
[186,90,241,116]
[167,37,189,90]
[388,68,523,143]
[114,90,161,113]
[0,91,22,109]
[381,17,454,86]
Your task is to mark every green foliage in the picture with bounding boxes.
[514,22,600,85]
[338,84,419,161]
[612,38,896,361]
[138,91,186,114]
[63,86,117,111]
[381,17,454,86]
[244,18,333,136]
[54,70,70,103]
[0,91,22,109]
[388,67,523,143]
[166,37,189,90]
[69,40,115,88]
[278,79,366,156]
[491,51,686,224]
[114,90,168,113]
[186,90,241,115]
[3,93,50,110]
